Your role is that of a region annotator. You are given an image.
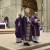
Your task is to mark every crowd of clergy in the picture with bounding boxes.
[15,8,41,46]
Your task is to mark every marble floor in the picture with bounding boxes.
[0,31,50,50]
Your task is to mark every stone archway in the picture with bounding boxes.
[22,0,38,16]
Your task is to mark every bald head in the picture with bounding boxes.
[34,12,38,16]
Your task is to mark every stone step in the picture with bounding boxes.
[19,43,50,50]
[0,28,15,34]
[0,46,10,50]
[34,45,50,50]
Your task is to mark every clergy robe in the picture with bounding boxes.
[31,16,40,36]
[15,16,23,38]
[23,16,32,41]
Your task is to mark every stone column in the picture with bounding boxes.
[47,0,50,31]
[16,0,22,17]
[36,0,42,22]
[0,1,2,19]
[43,0,50,32]
[43,0,47,31]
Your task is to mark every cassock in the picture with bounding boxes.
[15,16,23,43]
[23,16,32,46]
[31,16,40,43]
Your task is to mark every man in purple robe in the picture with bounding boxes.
[22,15,32,46]
[31,12,40,43]
[15,14,23,43]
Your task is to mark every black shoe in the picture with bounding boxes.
[16,41,22,43]
[33,41,39,43]
[35,41,39,43]
[24,43,30,46]
[33,41,36,43]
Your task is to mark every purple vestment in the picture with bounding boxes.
[31,16,40,36]
[15,17,23,38]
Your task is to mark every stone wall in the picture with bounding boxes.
[36,0,42,22]
[43,0,50,31]
[0,0,42,28]
[0,0,22,28]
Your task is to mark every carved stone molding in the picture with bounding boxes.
[22,0,38,16]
